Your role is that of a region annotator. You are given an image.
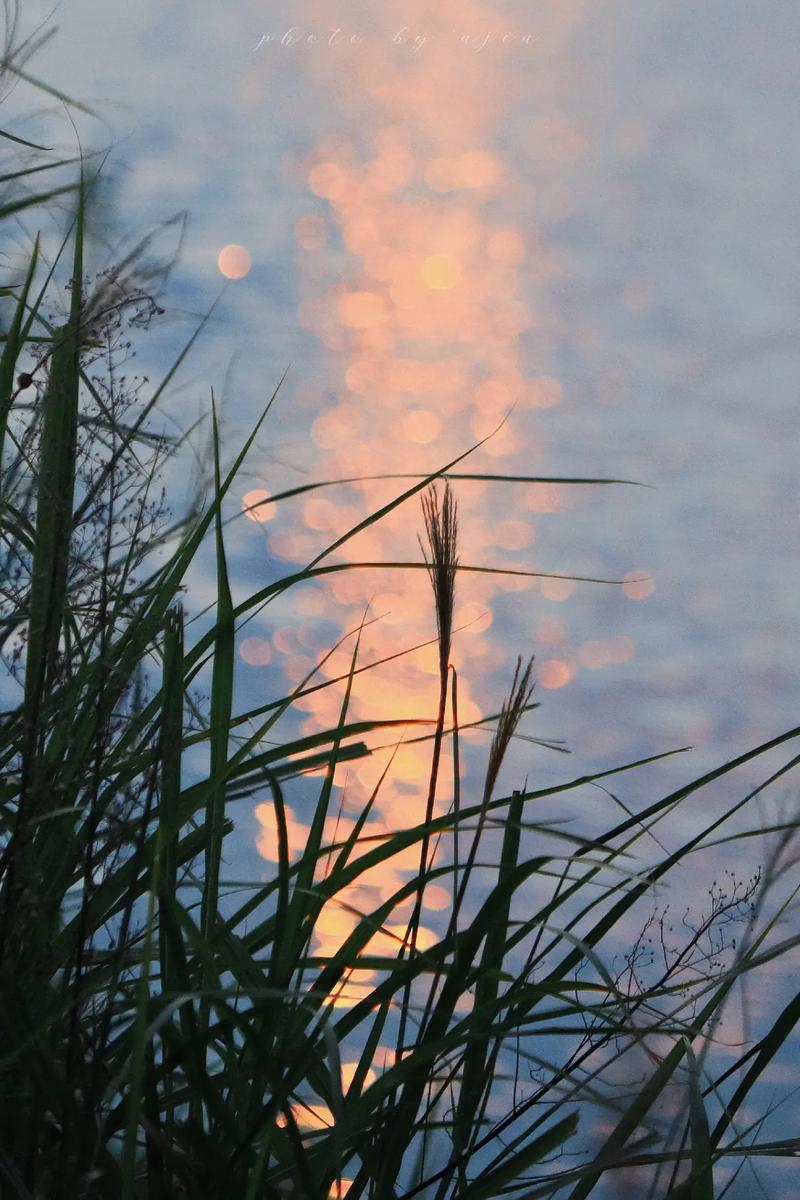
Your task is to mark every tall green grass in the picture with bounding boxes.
[2,15,800,1199]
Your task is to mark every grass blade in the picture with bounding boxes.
[200,395,234,957]
[0,233,39,465]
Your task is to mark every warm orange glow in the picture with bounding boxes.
[494,561,535,591]
[538,659,574,689]
[475,378,512,413]
[622,571,655,600]
[525,483,564,513]
[459,149,502,188]
[421,253,461,290]
[337,290,388,327]
[294,588,326,616]
[342,1060,378,1091]
[268,528,318,561]
[239,637,272,667]
[424,158,459,192]
[412,642,442,674]
[309,161,347,199]
[343,217,380,254]
[330,573,368,605]
[328,976,377,1009]
[303,497,339,531]
[242,4,597,1021]
[422,884,451,911]
[368,590,405,625]
[281,1102,332,1131]
[423,151,501,192]
[487,228,526,264]
[494,519,532,550]
[242,488,275,523]
[217,244,251,279]
[368,145,414,190]
[271,626,300,655]
[403,408,441,443]
[456,600,493,634]
[454,989,475,1015]
[334,920,439,956]
[255,802,311,862]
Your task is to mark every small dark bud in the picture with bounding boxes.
[16,373,33,389]
[156,307,165,315]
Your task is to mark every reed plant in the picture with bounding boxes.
[2,14,800,1199]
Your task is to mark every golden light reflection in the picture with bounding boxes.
[240,0,637,1005]
[337,290,388,327]
[328,973,377,1009]
[217,243,252,279]
[239,637,272,666]
[424,149,502,193]
[525,482,565,512]
[254,802,310,862]
[403,408,441,442]
[308,161,347,199]
[242,488,275,522]
[293,587,326,616]
[455,600,493,634]
[422,253,461,290]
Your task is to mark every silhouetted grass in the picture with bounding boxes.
[2,12,800,1199]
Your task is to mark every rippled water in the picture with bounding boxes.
[8,1,800,1193]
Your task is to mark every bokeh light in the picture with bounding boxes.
[421,253,461,290]
[242,488,275,522]
[217,243,251,279]
[622,571,655,600]
[239,637,272,666]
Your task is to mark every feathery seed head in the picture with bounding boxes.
[419,482,458,676]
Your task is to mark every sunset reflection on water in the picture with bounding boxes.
[234,0,651,987]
